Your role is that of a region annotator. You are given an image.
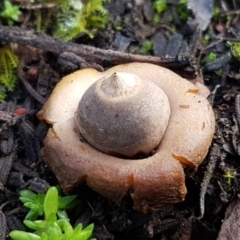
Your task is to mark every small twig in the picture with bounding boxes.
[0,26,196,75]
[201,39,225,53]
[0,111,14,122]
[207,84,221,106]
[21,3,57,10]
[0,201,18,211]
[221,9,240,16]
[0,211,7,240]
[17,60,45,104]
[0,111,20,134]
[189,26,202,56]
[215,36,240,42]
[235,94,240,130]
[197,38,225,69]
[156,24,176,34]
[199,143,220,219]
[0,151,17,189]
[217,181,228,203]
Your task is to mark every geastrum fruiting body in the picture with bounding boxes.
[37,63,215,212]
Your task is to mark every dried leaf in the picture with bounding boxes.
[188,0,213,30]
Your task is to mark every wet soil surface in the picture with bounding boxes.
[1,0,240,239]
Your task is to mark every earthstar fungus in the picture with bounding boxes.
[38,63,215,212]
[77,71,171,157]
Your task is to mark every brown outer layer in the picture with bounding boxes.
[38,63,215,212]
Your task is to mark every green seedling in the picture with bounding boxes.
[10,186,95,240]
[153,0,167,14]
[227,41,240,61]
[140,40,153,54]
[152,0,167,24]
[223,171,235,185]
[213,6,221,18]
[153,0,189,24]
[0,0,21,25]
[202,52,218,63]
[176,0,190,22]
[19,187,79,221]
[202,52,222,76]
[202,34,211,44]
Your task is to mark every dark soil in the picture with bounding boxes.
[1,0,240,239]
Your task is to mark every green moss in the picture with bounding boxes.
[53,0,111,41]
[31,0,110,41]
[0,47,19,99]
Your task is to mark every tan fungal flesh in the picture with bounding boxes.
[38,63,215,212]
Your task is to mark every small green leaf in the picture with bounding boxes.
[0,92,7,100]
[57,210,68,219]
[57,219,73,237]
[58,195,78,209]
[10,230,41,240]
[44,187,58,223]
[71,223,83,239]
[78,224,94,240]
[24,210,40,221]
[46,225,61,240]
[19,190,37,202]
[39,232,48,240]
[24,202,39,212]
[22,195,45,220]
[23,220,38,230]
[24,220,48,231]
